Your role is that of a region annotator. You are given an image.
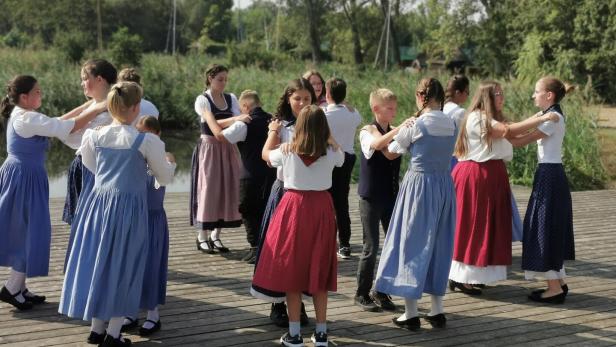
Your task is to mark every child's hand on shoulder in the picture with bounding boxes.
[165,152,176,164]
[279,143,291,154]
[328,136,341,151]
[402,117,417,128]
[543,112,560,123]
[236,114,252,124]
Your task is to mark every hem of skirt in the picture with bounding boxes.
[193,220,242,229]
[250,287,286,303]
[449,261,507,284]
[524,268,566,280]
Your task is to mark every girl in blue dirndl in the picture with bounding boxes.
[59,82,176,347]
[374,78,457,330]
[0,75,104,311]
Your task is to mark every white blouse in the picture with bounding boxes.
[79,125,176,186]
[388,111,456,154]
[325,104,361,154]
[537,112,565,164]
[10,106,75,140]
[270,147,344,190]
[458,111,513,162]
[131,98,160,126]
[62,102,113,150]
[194,90,240,121]
[443,101,466,127]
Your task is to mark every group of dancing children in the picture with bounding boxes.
[0,60,574,347]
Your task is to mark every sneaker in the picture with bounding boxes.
[337,246,351,259]
[280,332,304,347]
[300,302,309,325]
[354,294,380,312]
[242,247,257,262]
[371,291,396,311]
[270,302,289,327]
[310,331,328,347]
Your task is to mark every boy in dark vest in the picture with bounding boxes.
[355,88,402,312]
[223,90,276,263]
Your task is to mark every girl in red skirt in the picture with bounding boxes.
[448,81,559,295]
[253,105,344,347]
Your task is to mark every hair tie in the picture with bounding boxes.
[114,85,122,95]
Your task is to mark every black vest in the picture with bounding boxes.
[237,107,276,179]
[357,121,401,202]
[200,92,234,136]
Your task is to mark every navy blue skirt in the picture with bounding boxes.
[62,155,83,225]
[522,163,574,272]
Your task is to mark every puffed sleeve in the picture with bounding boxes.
[222,121,248,144]
[13,111,75,140]
[194,95,211,119]
[269,148,284,168]
[230,93,241,116]
[359,129,376,159]
[537,115,561,136]
[79,129,97,173]
[142,133,176,186]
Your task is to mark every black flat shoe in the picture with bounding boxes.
[209,237,230,253]
[87,331,106,344]
[196,237,215,254]
[0,286,33,311]
[270,302,289,327]
[424,313,446,328]
[100,334,131,347]
[449,280,482,296]
[532,284,568,296]
[121,317,138,332]
[528,290,566,304]
[22,288,46,304]
[392,316,420,331]
[139,319,161,336]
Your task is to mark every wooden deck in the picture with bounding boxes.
[1,186,616,346]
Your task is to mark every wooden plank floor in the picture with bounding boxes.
[1,186,616,346]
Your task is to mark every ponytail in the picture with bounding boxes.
[1,75,38,127]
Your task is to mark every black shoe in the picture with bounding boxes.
[242,247,257,261]
[22,288,46,304]
[270,302,289,327]
[139,319,161,336]
[196,237,215,254]
[310,331,328,347]
[532,284,569,296]
[99,334,131,347]
[354,295,380,312]
[210,237,230,253]
[337,246,351,259]
[120,317,138,332]
[0,286,33,311]
[87,331,106,344]
[391,316,420,331]
[472,284,486,289]
[280,332,304,347]
[300,302,309,326]
[424,313,446,328]
[449,280,482,296]
[528,290,566,304]
[371,291,396,312]
[247,252,257,264]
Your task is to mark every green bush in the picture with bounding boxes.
[1,29,31,48]
[53,31,90,63]
[109,27,143,67]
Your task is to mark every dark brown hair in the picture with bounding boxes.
[204,64,228,87]
[1,75,38,123]
[118,67,141,85]
[82,59,118,84]
[445,74,469,103]
[302,70,325,99]
[290,105,330,157]
[539,76,575,103]
[137,115,161,134]
[326,77,346,104]
[274,78,316,122]
[414,77,445,117]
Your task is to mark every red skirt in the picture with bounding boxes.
[252,190,337,294]
[452,160,512,266]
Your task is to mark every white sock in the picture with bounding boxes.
[211,228,221,240]
[91,318,106,334]
[5,269,26,303]
[143,306,160,329]
[197,230,209,242]
[429,295,444,316]
[123,316,136,326]
[106,317,124,339]
[397,298,418,321]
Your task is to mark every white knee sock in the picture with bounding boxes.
[123,316,135,326]
[106,317,124,339]
[91,318,106,334]
[142,306,160,329]
[429,295,444,316]
[197,230,209,242]
[5,269,26,303]
[397,298,418,321]
[211,228,221,240]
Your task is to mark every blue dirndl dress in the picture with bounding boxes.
[0,118,51,277]
[375,119,457,299]
[59,132,149,321]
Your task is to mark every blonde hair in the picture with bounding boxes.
[290,105,330,157]
[454,81,503,158]
[239,89,261,109]
[369,88,397,108]
[117,68,141,85]
[107,81,143,124]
